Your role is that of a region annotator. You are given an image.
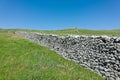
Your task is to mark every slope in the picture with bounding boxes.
[0,30,104,80]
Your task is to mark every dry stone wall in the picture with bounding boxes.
[15,32,120,80]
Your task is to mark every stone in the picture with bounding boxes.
[109,77,115,80]
[116,77,120,80]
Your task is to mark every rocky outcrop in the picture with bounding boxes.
[15,32,120,80]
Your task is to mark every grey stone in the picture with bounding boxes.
[116,77,120,80]
[109,77,115,80]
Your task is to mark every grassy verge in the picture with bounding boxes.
[0,30,104,80]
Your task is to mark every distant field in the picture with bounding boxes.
[38,28,120,36]
[0,30,104,80]
[1,28,120,36]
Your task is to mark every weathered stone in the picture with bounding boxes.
[116,77,120,80]
[109,77,115,80]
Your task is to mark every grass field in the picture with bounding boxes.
[0,30,104,80]
[38,28,120,36]
[1,28,120,36]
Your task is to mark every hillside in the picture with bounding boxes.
[1,28,120,36]
[38,28,120,36]
[0,30,104,80]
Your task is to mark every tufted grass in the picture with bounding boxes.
[0,30,104,80]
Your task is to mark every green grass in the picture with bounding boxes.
[2,28,120,36]
[1,28,120,36]
[38,28,120,36]
[0,30,104,80]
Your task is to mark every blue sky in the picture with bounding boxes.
[0,0,120,30]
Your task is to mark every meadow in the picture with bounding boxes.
[0,29,105,80]
[0,28,120,80]
[3,28,120,36]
